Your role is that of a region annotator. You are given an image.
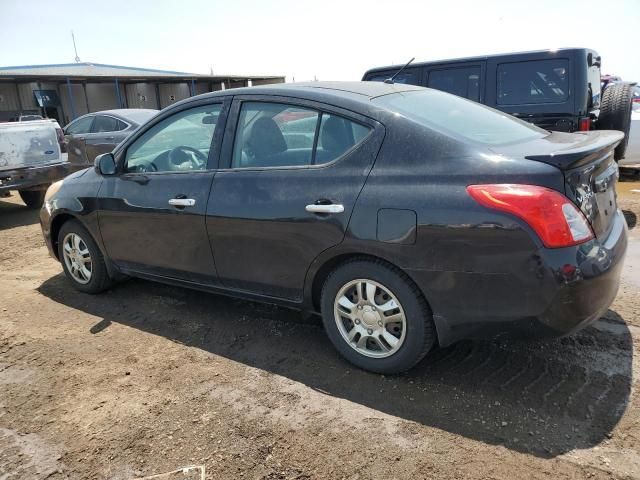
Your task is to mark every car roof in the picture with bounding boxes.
[364,47,598,76]
[192,81,424,107]
[95,108,158,121]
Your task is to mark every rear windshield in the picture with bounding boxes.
[372,89,547,145]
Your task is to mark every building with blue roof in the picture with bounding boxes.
[0,62,284,124]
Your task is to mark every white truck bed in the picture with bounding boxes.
[0,120,62,172]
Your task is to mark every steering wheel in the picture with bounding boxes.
[136,162,157,173]
[168,146,207,170]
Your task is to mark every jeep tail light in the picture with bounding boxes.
[578,117,591,131]
[466,184,594,248]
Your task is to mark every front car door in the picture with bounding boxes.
[97,99,229,284]
[64,114,94,169]
[206,96,384,300]
[85,114,131,162]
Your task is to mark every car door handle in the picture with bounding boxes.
[168,198,196,207]
[305,203,344,214]
[104,136,115,140]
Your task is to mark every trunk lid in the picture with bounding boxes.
[492,130,624,239]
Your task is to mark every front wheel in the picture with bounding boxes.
[321,259,436,374]
[57,220,112,294]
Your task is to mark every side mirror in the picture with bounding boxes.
[202,114,219,125]
[94,153,117,175]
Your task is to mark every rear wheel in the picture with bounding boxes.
[18,189,46,209]
[57,220,112,294]
[597,83,633,160]
[321,259,436,374]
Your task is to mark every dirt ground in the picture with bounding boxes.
[1,173,640,480]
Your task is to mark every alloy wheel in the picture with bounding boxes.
[62,233,92,285]
[333,278,406,358]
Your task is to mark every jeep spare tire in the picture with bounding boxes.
[597,83,633,160]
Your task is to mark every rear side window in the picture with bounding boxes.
[65,116,93,134]
[428,67,480,101]
[92,115,127,133]
[373,89,546,146]
[497,59,569,105]
[232,102,371,168]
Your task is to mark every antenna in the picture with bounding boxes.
[384,57,415,84]
[71,31,81,63]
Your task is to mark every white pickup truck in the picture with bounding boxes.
[0,119,70,208]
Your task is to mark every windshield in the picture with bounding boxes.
[373,89,547,146]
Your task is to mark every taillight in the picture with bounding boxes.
[466,184,594,248]
[55,128,67,153]
[578,117,591,131]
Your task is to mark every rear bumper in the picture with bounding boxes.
[536,209,627,334]
[0,162,71,193]
[408,209,628,346]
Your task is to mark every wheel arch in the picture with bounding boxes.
[306,249,453,348]
[50,212,79,260]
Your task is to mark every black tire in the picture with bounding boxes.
[321,258,436,374]
[57,220,113,294]
[18,189,46,209]
[597,83,633,160]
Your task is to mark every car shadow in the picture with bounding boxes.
[0,196,39,231]
[38,273,633,459]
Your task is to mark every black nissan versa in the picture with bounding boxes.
[40,81,628,374]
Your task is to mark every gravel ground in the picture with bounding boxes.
[0,174,639,480]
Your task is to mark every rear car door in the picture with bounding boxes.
[64,115,94,168]
[206,96,384,300]
[97,99,228,284]
[86,115,130,162]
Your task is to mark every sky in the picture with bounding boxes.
[1,0,639,82]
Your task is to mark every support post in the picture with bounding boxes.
[155,83,162,109]
[66,77,77,120]
[114,78,123,108]
[83,82,90,112]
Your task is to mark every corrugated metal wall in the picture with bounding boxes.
[125,83,158,109]
[0,84,20,111]
[158,83,190,108]
[252,78,284,86]
[58,83,89,124]
[85,83,119,111]
[17,83,41,109]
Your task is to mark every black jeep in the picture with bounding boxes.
[363,48,634,160]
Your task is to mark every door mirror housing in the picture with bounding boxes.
[95,153,117,175]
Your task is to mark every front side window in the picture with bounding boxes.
[497,59,569,105]
[66,116,93,135]
[428,67,480,101]
[373,89,547,146]
[125,104,221,173]
[232,102,371,168]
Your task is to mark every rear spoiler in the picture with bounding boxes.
[525,131,623,170]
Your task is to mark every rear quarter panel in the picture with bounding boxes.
[340,115,567,343]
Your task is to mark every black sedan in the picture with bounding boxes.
[63,108,157,170]
[41,82,628,374]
